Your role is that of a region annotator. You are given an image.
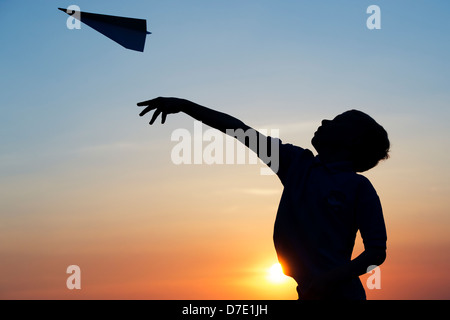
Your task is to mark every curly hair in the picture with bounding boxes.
[347,110,390,172]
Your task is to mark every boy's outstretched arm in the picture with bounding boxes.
[138,97,250,132]
[137,97,271,156]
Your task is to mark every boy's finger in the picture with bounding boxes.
[137,100,151,106]
[139,105,157,117]
[137,97,164,106]
[161,112,167,124]
[137,98,157,106]
[149,108,162,125]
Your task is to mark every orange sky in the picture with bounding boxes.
[1,1,450,300]
[1,141,449,299]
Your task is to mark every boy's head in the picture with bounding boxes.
[311,110,390,172]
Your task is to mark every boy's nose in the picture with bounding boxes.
[321,119,331,126]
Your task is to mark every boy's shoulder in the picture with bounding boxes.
[353,173,380,200]
[354,173,375,187]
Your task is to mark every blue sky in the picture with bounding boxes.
[1,1,450,299]
[1,1,449,158]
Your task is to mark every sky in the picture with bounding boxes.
[0,0,449,299]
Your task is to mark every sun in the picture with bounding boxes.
[267,263,289,283]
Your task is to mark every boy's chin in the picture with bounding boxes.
[311,136,320,153]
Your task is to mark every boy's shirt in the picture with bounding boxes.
[271,140,387,299]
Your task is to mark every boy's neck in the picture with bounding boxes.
[318,150,351,165]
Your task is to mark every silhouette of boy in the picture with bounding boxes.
[137,97,389,300]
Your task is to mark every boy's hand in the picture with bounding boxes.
[137,97,187,124]
[302,272,335,299]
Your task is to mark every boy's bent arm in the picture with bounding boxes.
[304,246,386,299]
[327,246,386,284]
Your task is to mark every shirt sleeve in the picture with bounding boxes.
[268,138,308,185]
[355,176,388,250]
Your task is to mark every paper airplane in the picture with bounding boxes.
[58,7,151,52]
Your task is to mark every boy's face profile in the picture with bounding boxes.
[311,110,367,160]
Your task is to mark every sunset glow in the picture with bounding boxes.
[268,263,289,284]
[1,1,449,300]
